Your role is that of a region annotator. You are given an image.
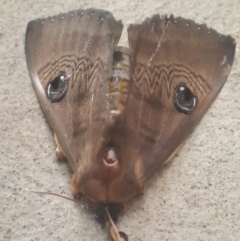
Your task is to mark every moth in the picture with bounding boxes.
[25,8,235,240]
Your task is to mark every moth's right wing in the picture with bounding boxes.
[120,15,235,182]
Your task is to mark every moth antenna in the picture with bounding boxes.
[105,207,128,241]
[25,188,81,203]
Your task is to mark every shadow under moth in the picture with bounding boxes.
[25,8,235,240]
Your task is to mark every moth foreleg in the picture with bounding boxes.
[54,133,65,160]
[163,144,183,165]
[71,174,78,196]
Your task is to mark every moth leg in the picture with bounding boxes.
[71,174,88,201]
[71,174,79,196]
[134,160,145,194]
[163,144,182,164]
[54,133,65,160]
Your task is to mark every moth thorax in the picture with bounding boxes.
[102,148,121,181]
[109,46,131,116]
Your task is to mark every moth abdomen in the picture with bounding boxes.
[109,46,131,115]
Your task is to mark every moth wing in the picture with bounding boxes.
[25,9,123,171]
[124,15,235,181]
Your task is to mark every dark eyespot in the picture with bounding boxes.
[174,84,197,114]
[46,73,67,102]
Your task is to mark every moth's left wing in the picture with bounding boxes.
[122,15,235,181]
[25,9,123,172]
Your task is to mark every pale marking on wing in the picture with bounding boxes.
[220,56,232,76]
[110,110,121,114]
[220,55,227,66]
[156,107,170,145]
[146,19,169,66]
[223,63,232,76]
[89,94,94,127]
[137,93,144,134]
[33,72,45,97]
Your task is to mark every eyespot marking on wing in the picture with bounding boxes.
[46,73,68,102]
[174,84,197,114]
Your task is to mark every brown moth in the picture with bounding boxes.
[25,8,235,240]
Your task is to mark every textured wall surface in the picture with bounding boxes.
[1,0,240,240]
